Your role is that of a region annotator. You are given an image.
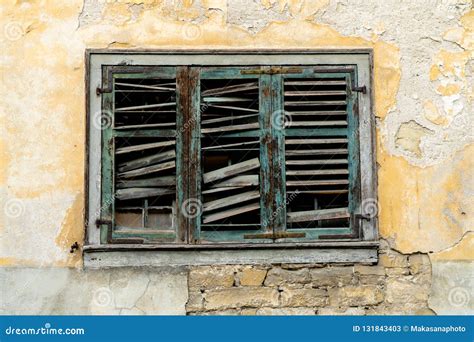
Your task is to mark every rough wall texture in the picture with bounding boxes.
[0,0,472,315]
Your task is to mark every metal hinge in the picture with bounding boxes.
[95,218,112,228]
[96,86,112,96]
[244,232,306,239]
[355,213,372,221]
[351,85,367,94]
[241,67,302,75]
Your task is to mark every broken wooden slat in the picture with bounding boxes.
[285,148,348,156]
[203,140,259,151]
[287,111,346,116]
[203,202,260,224]
[202,187,241,195]
[201,123,259,134]
[210,175,259,188]
[288,121,347,127]
[203,190,260,212]
[115,187,174,200]
[285,80,346,86]
[286,180,349,186]
[287,207,350,223]
[287,190,349,194]
[114,82,174,91]
[116,176,175,188]
[201,82,258,96]
[201,113,259,125]
[118,160,175,179]
[285,138,348,145]
[115,141,175,155]
[115,102,176,112]
[286,159,348,165]
[284,90,347,96]
[203,97,252,103]
[285,100,347,106]
[285,169,349,176]
[203,158,260,184]
[207,104,259,113]
[118,149,175,172]
[114,122,176,130]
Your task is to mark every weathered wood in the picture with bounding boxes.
[285,169,349,176]
[202,186,241,195]
[288,121,347,127]
[203,202,260,223]
[286,159,348,165]
[114,82,174,91]
[286,180,349,186]
[114,122,176,130]
[287,190,348,194]
[201,82,258,96]
[203,97,251,103]
[115,187,174,200]
[115,102,176,111]
[203,157,260,184]
[285,148,348,156]
[118,160,175,178]
[203,140,259,151]
[203,190,260,212]
[118,149,175,172]
[210,175,259,188]
[285,138,348,145]
[284,90,346,96]
[115,140,175,154]
[201,113,259,125]
[285,100,347,106]
[287,111,346,116]
[207,104,259,113]
[285,80,346,86]
[116,176,175,188]
[201,123,259,134]
[287,207,350,223]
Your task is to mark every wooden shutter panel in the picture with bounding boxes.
[273,67,361,241]
[196,67,274,243]
[99,66,184,244]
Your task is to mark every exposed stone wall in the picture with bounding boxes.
[186,244,433,315]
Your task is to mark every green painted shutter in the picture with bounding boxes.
[99,66,185,244]
[195,67,274,243]
[272,66,361,242]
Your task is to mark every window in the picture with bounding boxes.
[85,51,378,264]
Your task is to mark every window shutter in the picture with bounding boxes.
[273,67,361,241]
[195,67,274,243]
[99,67,184,244]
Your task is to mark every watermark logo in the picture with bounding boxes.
[4,198,25,218]
[182,23,201,41]
[92,109,113,130]
[361,198,378,218]
[271,110,292,131]
[93,287,114,307]
[181,198,202,218]
[3,22,24,41]
[448,286,470,307]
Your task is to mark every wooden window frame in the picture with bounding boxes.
[84,50,378,267]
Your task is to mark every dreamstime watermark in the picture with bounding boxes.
[182,22,202,40]
[181,198,203,218]
[92,109,113,130]
[271,110,292,131]
[3,21,24,41]
[4,198,25,218]
[263,190,300,227]
[5,322,85,336]
[361,198,378,218]
[448,286,470,308]
[93,287,114,307]
[451,114,470,130]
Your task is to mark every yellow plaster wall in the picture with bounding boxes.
[0,0,472,267]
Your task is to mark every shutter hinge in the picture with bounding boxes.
[355,213,372,221]
[95,218,112,228]
[96,86,112,96]
[351,85,367,94]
